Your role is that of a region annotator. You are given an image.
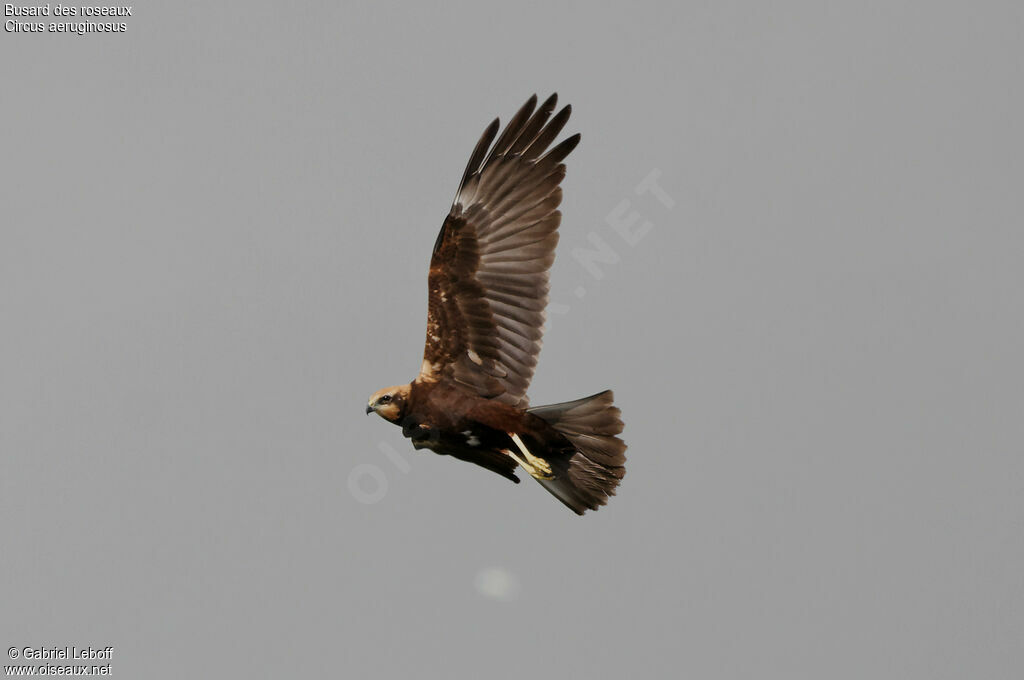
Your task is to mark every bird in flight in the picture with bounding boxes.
[366,94,626,514]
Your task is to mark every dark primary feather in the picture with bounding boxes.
[421,94,581,408]
[509,93,558,155]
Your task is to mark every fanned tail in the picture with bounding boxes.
[527,390,626,515]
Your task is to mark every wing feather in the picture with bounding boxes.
[509,93,559,155]
[485,95,537,163]
[522,105,572,161]
[453,119,499,209]
[419,95,579,406]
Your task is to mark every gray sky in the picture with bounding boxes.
[2,2,1022,678]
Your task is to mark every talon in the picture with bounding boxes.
[506,432,554,480]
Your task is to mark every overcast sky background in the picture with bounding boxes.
[2,2,1022,678]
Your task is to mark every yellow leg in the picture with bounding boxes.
[506,432,554,480]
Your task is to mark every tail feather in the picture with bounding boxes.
[527,390,626,515]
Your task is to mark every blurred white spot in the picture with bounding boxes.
[474,567,521,602]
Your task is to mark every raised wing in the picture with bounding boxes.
[418,94,579,407]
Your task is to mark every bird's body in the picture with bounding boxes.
[367,94,627,514]
[399,379,573,482]
[402,382,540,480]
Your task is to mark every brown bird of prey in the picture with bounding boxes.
[366,94,626,514]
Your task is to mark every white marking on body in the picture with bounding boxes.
[467,349,482,365]
[418,358,440,381]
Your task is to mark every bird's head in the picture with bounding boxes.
[366,384,410,422]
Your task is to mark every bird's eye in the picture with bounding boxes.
[379,395,392,404]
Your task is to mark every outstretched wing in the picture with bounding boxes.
[419,94,579,408]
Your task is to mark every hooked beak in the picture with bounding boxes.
[366,404,374,415]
